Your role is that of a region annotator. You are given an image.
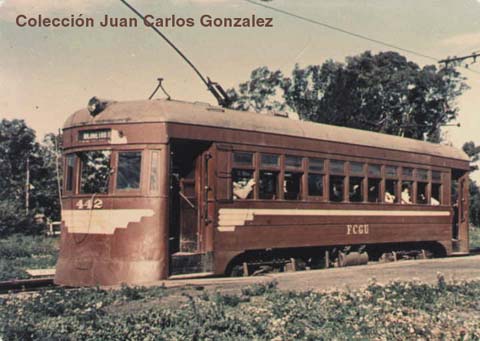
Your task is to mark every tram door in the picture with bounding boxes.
[452,172,469,253]
[169,140,213,270]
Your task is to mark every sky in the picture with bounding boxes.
[1,0,479,179]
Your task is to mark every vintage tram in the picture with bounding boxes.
[55,98,470,286]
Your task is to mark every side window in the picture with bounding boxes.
[233,152,253,165]
[259,153,280,200]
[431,170,442,205]
[401,181,413,204]
[349,176,363,202]
[259,170,278,199]
[232,152,255,200]
[401,167,414,204]
[329,160,345,202]
[284,172,302,200]
[330,175,345,202]
[308,158,324,198]
[431,183,441,205]
[308,174,324,197]
[261,154,280,167]
[367,164,381,203]
[117,151,142,190]
[402,167,414,178]
[284,155,303,200]
[417,182,428,204]
[349,162,364,202]
[65,154,75,192]
[385,166,398,203]
[149,151,160,192]
[385,179,398,203]
[432,170,442,182]
[285,155,302,168]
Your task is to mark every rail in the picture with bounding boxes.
[0,277,55,294]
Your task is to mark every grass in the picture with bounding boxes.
[0,231,479,338]
[0,235,58,281]
[470,226,480,250]
[1,277,479,340]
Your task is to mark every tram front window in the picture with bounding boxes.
[117,151,142,190]
[79,150,112,194]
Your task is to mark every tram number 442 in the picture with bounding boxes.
[75,199,103,209]
[347,224,369,235]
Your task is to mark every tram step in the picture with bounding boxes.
[168,272,215,280]
[450,252,470,256]
[171,252,213,276]
[452,239,462,253]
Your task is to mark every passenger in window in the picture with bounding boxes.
[418,193,427,204]
[233,178,255,200]
[332,185,342,201]
[431,184,441,206]
[349,184,362,202]
[384,191,395,203]
[401,187,412,204]
[330,176,344,202]
[232,169,255,200]
[284,172,301,200]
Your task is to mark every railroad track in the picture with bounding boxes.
[0,277,55,295]
[2,250,480,295]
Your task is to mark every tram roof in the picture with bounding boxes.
[64,99,470,162]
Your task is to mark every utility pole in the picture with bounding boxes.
[25,157,30,215]
[439,52,480,67]
[54,130,63,212]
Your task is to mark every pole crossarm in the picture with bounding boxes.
[439,52,480,66]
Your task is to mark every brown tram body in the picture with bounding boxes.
[55,99,470,286]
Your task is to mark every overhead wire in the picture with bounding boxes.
[118,0,231,106]
[245,0,480,76]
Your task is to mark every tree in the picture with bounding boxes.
[0,119,61,236]
[228,51,468,142]
[227,67,285,112]
[462,141,480,170]
[463,141,480,227]
[34,133,62,221]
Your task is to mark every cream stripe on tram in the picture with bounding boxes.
[217,208,450,232]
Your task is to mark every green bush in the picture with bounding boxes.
[0,201,36,237]
[470,226,480,250]
[0,235,58,281]
[1,278,479,340]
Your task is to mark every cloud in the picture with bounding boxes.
[0,0,114,21]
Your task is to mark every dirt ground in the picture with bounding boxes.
[138,254,480,296]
